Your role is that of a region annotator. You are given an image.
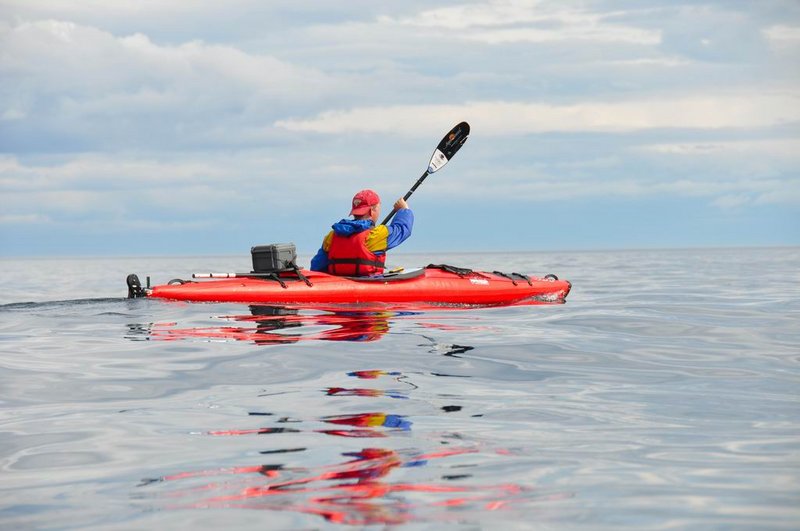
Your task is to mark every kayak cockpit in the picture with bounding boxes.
[345,267,425,282]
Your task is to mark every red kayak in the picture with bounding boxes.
[128,265,571,307]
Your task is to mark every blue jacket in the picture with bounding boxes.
[310,209,414,272]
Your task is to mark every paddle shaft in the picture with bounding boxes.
[381,169,429,225]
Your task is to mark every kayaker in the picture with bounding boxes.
[310,189,413,276]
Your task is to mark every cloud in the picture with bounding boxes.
[0,213,51,224]
[432,173,800,208]
[0,153,250,224]
[0,19,338,151]
[0,153,252,192]
[382,1,661,45]
[275,93,800,135]
[0,0,262,30]
[596,57,692,68]
[764,25,800,49]
[641,139,800,158]
[0,150,374,226]
[710,182,800,209]
[754,186,800,206]
[466,26,659,45]
[1,1,798,253]
[710,194,751,209]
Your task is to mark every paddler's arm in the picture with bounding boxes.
[310,231,335,271]
[365,199,413,253]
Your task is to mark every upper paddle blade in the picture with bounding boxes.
[427,121,470,173]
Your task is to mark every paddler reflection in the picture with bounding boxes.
[245,306,393,343]
[318,412,412,437]
[208,411,412,438]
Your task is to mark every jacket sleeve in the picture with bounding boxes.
[310,247,328,272]
[386,208,413,250]
[310,231,334,271]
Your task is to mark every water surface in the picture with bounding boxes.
[1,248,798,529]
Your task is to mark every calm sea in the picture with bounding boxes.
[1,248,798,529]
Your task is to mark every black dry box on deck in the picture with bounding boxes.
[251,243,297,273]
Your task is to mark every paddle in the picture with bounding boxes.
[381,121,470,225]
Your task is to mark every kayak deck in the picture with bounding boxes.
[132,265,571,307]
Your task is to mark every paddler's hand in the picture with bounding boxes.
[394,198,408,211]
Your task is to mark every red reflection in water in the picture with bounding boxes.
[140,307,395,344]
[327,387,382,397]
[128,306,493,345]
[347,370,402,379]
[141,445,562,526]
[139,366,574,525]
[135,359,572,524]
[326,387,408,399]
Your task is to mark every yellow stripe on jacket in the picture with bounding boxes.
[322,225,390,253]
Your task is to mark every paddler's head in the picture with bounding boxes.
[350,189,381,224]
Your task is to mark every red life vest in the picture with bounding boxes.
[327,230,386,276]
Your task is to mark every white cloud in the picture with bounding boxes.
[754,184,800,206]
[764,25,800,48]
[597,57,692,68]
[1,108,25,120]
[0,19,337,147]
[641,139,800,158]
[0,213,50,224]
[0,153,253,192]
[709,182,800,209]
[710,194,752,209]
[433,174,800,208]
[382,1,661,44]
[467,25,659,46]
[275,93,800,135]
[0,0,249,22]
[0,151,366,222]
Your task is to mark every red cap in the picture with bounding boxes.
[350,189,380,216]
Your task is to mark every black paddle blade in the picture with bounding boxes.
[427,121,470,173]
[439,121,470,158]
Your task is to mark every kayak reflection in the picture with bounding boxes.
[134,305,410,344]
[137,369,572,524]
[245,305,396,343]
[139,443,549,525]
[127,306,494,349]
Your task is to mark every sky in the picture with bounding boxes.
[1,0,798,257]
